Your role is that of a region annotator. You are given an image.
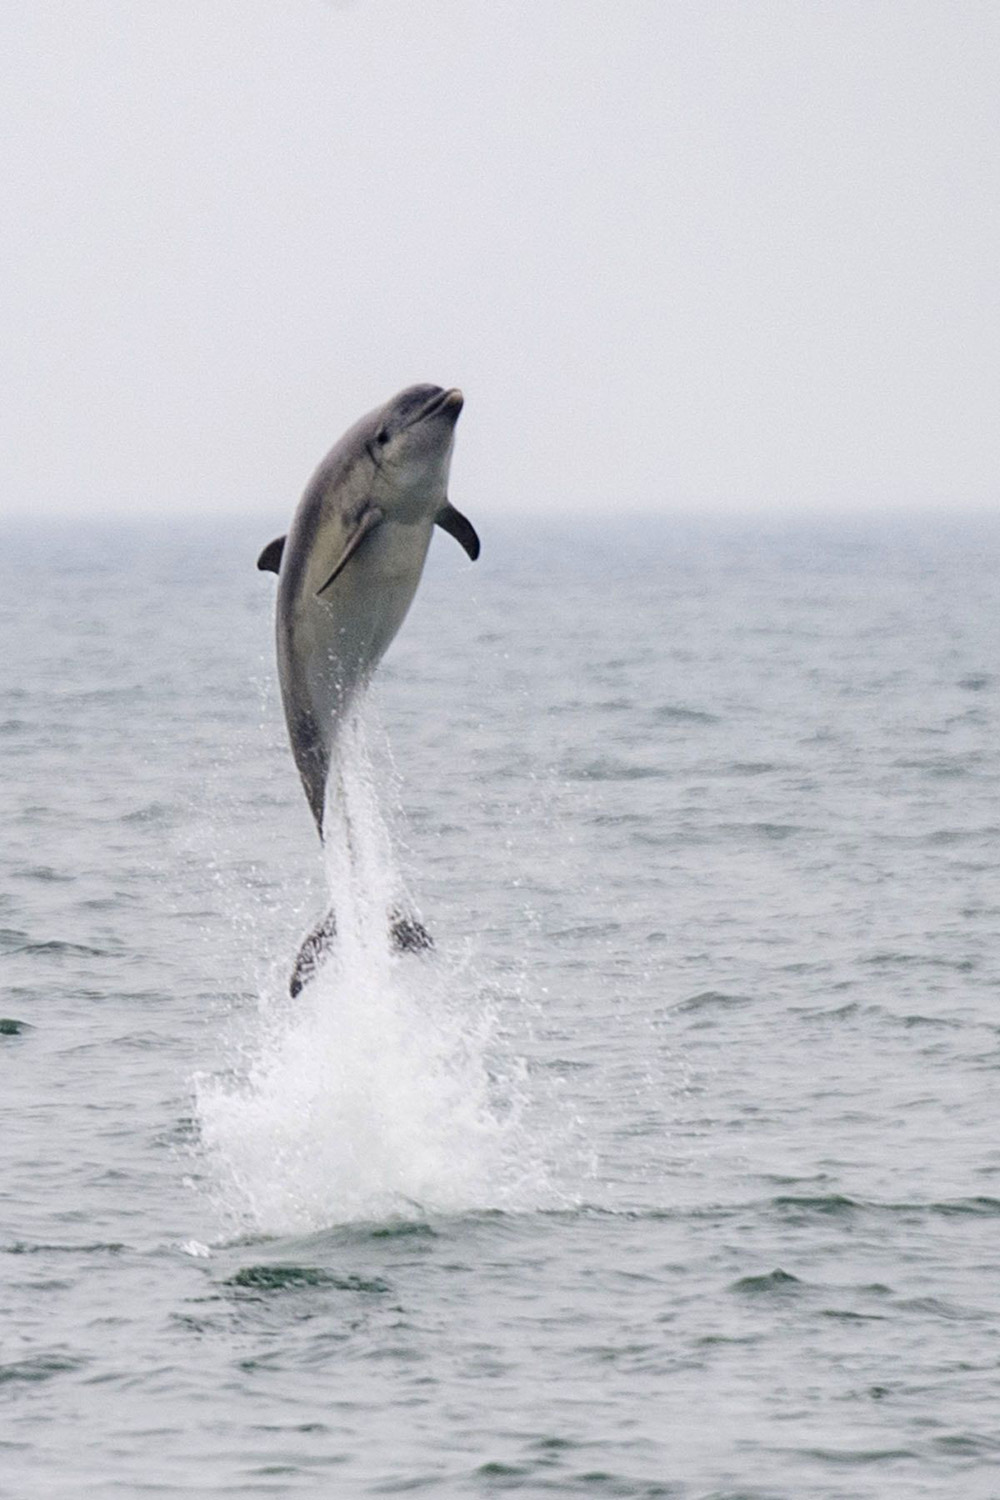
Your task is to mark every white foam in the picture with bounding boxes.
[196,709,547,1234]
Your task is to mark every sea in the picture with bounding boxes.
[0,512,998,1499]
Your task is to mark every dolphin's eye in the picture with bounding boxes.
[375,426,390,446]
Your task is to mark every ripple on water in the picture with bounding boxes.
[2,1242,126,1256]
[9,939,110,958]
[770,1193,860,1218]
[11,865,74,883]
[0,1018,33,1036]
[715,820,807,840]
[933,1433,1000,1457]
[119,802,179,825]
[0,1353,88,1385]
[471,1464,684,1497]
[652,704,720,724]
[792,1446,918,1466]
[224,1265,391,1294]
[730,1269,804,1296]
[570,759,669,781]
[671,990,754,1015]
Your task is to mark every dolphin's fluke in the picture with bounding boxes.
[257,536,286,574]
[289,908,338,997]
[389,910,434,953]
[435,503,480,561]
[288,906,434,995]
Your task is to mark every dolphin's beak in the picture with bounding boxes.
[416,387,463,424]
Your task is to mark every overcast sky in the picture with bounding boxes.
[2,1,997,520]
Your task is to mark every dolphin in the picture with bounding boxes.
[257,383,479,993]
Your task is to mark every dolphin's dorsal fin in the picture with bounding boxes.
[257,536,286,574]
[436,502,480,561]
[316,505,385,596]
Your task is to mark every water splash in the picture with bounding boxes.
[197,709,545,1234]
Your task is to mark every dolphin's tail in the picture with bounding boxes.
[288,907,434,996]
[289,908,338,997]
[389,910,434,953]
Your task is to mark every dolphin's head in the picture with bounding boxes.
[364,384,463,511]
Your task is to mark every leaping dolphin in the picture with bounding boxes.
[257,383,479,994]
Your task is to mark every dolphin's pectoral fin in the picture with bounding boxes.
[257,536,286,574]
[289,907,337,996]
[390,909,434,953]
[435,502,480,561]
[316,506,385,596]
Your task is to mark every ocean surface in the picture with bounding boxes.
[1,512,998,1499]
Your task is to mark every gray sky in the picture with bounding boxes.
[2,0,997,519]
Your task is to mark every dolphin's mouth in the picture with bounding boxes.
[412,387,463,425]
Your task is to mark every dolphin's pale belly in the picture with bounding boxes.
[279,518,434,822]
[315,523,431,692]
